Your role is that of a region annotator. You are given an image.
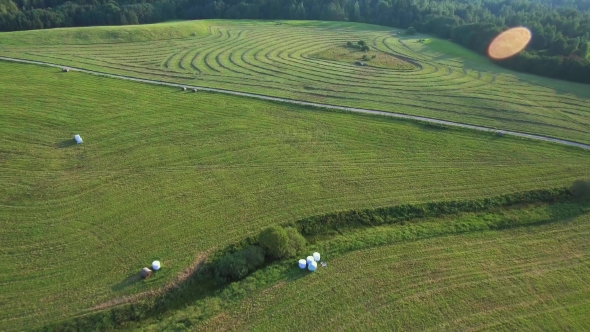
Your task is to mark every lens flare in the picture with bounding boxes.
[488,27,532,60]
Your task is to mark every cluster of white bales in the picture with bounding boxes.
[299,252,321,271]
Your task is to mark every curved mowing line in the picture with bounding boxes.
[14,45,587,134]
[2,56,589,151]
[20,26,584,121]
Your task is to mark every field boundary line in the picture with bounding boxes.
[2,56,589,151]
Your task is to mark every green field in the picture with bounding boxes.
[194,212,590,331]
[1,20,590,144]
[1,58,590,330]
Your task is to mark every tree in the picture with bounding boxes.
[214,253,249,281]
[361,45,370,51]
[351,1,361,22]
[406,26,417,35]
[550,37,567,56]
[578,41,589,58]
[285,227,306,254]
[322,2,346,21]
[258,226,292,259]
[358,40,365,46]
[214,245,265,282]
[126,10,138,24]
[258,226,306,259]
[571,179,590,200]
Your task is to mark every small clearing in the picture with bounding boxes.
[311,45,415,70]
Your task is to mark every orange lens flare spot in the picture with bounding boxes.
[488,27,532,60]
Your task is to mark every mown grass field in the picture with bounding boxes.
[195,211,590,331]
[1,60,590,330]
[1,20,590,144]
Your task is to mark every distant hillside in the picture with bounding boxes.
[1,0,589,84]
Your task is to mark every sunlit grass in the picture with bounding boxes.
[1,61,590,329]
[1,20,589,143]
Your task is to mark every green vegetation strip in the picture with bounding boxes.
[1,20,590,143]
[2,61,590,330]
[42,189,590,330]
[197,207,590,331]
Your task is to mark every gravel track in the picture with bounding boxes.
[2,55,590,151]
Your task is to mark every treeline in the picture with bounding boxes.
[1,0,590,83]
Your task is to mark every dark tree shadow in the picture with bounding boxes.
[547,200,590,224]
[111,273,142,291]
[56,139,77,148]
[286,267,319,283]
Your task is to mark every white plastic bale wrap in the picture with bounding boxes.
[298,259,307,269]
[306,256,314,266]
[74,134,83,144]
[313,252,320,262]
[308,260,317,271]
[152,260,161,271]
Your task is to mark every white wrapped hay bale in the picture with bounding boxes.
[152,260,161,271]
[308,261,317,272]
[298,259,307,269]
[313,252,320,262]
[306,256,314,266]
[74,134,83,144]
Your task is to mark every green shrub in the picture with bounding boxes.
[571,179,590,200]
[361,45,370,52]
[214,246,265,282]
[285,227,306,254]
[259,226,292,259]
[406,27,417,35]
[346,41,353,47]
[362,54,370,61]
[371,54,376,58]
[214,253,249,281]
[241,245,265,270]
[258,226,306,259]
[358,40,366,46]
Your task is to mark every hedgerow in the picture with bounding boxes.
[40,186,579,331]
[292,188,570,236]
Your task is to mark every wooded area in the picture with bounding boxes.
[1,0,589,83]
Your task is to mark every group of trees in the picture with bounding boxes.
[1,0,589,83]
[347,40,370,51]
[213,225,306,283]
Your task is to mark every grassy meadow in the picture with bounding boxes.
[193,210,590,331]
[1,60,590,330]
[1,20,590,144]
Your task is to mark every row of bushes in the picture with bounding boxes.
[213,183,590,282]
[292,188,574,236]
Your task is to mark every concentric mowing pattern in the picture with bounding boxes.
[3,21,590,143]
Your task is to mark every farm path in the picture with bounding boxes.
[2,56,590,151]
